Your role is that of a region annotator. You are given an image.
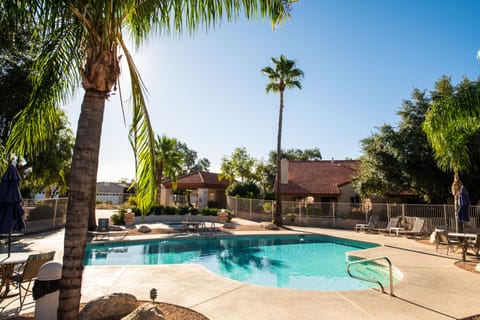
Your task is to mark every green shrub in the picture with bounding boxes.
[149,204,165,215]
[201,208,218,216]
[131,207,142,216]
[28,204,55,221]
[164,206,177,215]
[262,202,272,213]
[110,210,125,225]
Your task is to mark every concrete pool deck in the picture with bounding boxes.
[2,218,480,320]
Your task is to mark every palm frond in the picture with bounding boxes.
[119,36,156,215]
[7,11,84,157]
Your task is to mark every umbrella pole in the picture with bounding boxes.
[8,232,11,257]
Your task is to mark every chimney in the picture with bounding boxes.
[281,158,289,184]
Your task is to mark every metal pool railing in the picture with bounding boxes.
[347,256,394,296]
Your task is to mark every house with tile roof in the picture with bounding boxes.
[280,159,360,204]
[162,171,230,209]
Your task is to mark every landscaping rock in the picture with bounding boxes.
[122,303,164,320]
[223,222,236,229]
[138,225,152,233]
[260,222,279,230]
[79,293,138,320]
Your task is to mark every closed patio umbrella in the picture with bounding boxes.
[457,185,470,233]
[0,163,26,257]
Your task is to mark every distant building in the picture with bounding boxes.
[162,171,230,209]
[279,159,360,204]
[96,182,135,205]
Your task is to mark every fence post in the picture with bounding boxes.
[52,198,58,228]
[333,202,336,228]
[249,198,252,220]
[387,203,391,221]
[271,200,274,222]
[401,203,405,222]
[443,204,448,230]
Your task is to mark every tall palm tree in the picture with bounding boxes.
[423,77,480,230]
[4,1,294,318]
[262,54,303,226]
[155,134,183,203]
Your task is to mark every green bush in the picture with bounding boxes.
[28,204,55,221]
[110,210,125,225]
[306,207,323,215]
[131,207,142,216]
[149,204,165,215]
[262,202,272,213]
[201,208,218,216]
[164,206,177,215]
[126,196,137,206]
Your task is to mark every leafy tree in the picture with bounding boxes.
[23,110,74,198]
[227,181,261,198]
[176,141,210,173]
[262,54,303,226]
[357,79,480,204]
[5,1,294,318]
[154,134,183,203]
[220,147,257,183]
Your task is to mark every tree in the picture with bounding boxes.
[155,134,183,203]
[262,55,303,226]
[5,1,294,318]
[423,76,480,225]
[355,88,452,203]
[220,147,257,183]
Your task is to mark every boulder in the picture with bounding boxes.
[79,293,138,320]
[260,222,279,230]
[223,222,236,229]
[138,225,152,233]
[122,303,164,320]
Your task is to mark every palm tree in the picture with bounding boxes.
[262,55,303,226]
[155,134,183,203]
[423,77,480,231]
[4,1,294,318]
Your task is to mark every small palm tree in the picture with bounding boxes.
[155,134,183,203]
[423,77,480,230]
[262,55,303,226]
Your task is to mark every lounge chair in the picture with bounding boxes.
[8,251,55,308]
[88,218,128,241]
[398,218,426,238]
[435,230,460,255]
[468,234,480,256]
[372,217,400,234]
[355,214,379,232]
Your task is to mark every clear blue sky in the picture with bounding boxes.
[63,0,480,182]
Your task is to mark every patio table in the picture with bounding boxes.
[447,232,477,262]
[0,252,28,299]
[388,227,404,237]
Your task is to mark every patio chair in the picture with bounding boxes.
[398,218,426,238]
[355,214,379,232]
[468,234,480,256]
[88,218,128,241]
[372,217,399,234]
[435,230,460,255]
[8,251,55,308]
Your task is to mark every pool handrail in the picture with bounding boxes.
[346,256,394,296]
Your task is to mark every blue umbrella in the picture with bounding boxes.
[457,185,470,223]
[0,163,26,257]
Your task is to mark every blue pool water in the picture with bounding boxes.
[84,235,394,291]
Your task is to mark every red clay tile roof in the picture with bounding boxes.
[163,171,229,189]
[281,160,359,195]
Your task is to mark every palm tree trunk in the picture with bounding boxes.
[274,90,284,226]
[156,161,164,204]
[58,89,106,319]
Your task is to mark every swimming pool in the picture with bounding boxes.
[84,235,397,291]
